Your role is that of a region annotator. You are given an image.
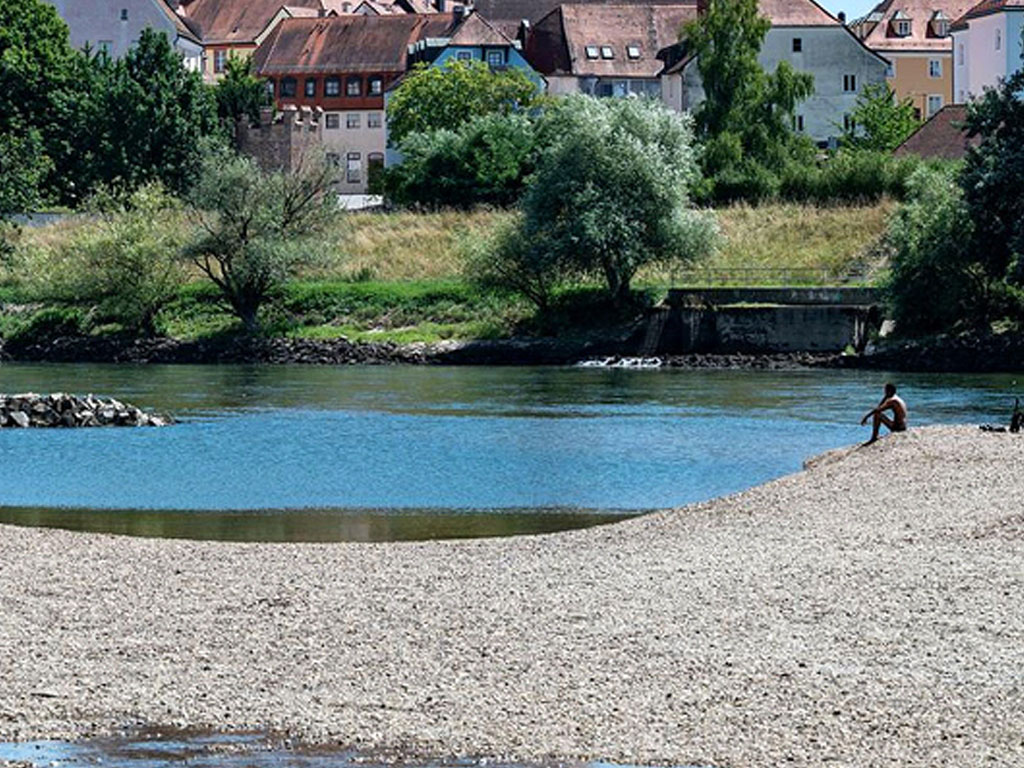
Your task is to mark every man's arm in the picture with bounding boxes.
[861,397,895,425]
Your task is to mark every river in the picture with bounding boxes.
[0,363,1018,541]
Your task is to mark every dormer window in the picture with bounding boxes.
[585,45,599,59]
[930,11,949,37]
[626,45,641,59]
[600,45,614,59]
[893,16,911,37]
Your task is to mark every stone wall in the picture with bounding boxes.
[0,393,173,428]
[236,105,323,173]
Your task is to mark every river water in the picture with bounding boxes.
[0,363,1018,541]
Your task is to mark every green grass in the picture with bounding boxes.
[4,201,895,344]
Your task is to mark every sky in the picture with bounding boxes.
[817,0,880,22]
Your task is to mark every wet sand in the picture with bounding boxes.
[1,425,1021,766]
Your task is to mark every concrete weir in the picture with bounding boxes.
[645,287,882,355]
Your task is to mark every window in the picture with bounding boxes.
[995,29,1001,50]
[97,40,113,56]
[120,8,128,20]
[346,152,361,184]
[367,111,382,128]
[958,43,965,65]
[843,113,854,132]
[913,106,921,120]
[214,49,227,73]
[346,76,362,96]
[346,112,360,129]
[600,46,614,59]
[280,77,297,98]
[929,59,942,78]
[585,45,599,59]
[843,74,857,92]
[934,19,949,37]
[886,61,895,77]
[927,94,943,116]
[326,152,340,168]
[792,37,802,52]
[325,77,340,96]
[368,152,384,173]
[895,19,911,36]
[265,79,275,98]
[794,114,804,132]
[369,77,382,95]
[487,49,504,67]
[325,113,340,129]
[305,78,316,97]
[958,89,965,102]
[626,45,641,59]
[457,50,472,60]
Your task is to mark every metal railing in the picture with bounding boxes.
[666,266,876,287]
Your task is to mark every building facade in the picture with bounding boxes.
[526,3,697,97]
[951,0,1024,102]
[663,0,891,145]
[46,0,202,68]
[254,13,445,192]
[852,0,972,119]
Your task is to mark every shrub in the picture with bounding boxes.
[4,306,87,347]
[883,165,983,334]
[26,183,187,334]
[385,113,536,209]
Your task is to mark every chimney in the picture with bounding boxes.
[838,10,846,24]
[453,3,465,23]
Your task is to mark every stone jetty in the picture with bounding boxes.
[0,393,172,428]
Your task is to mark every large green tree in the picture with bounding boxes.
[842,82,920,152]
[386,60,541,146]
[682,0,814,200]
[514,96,717,306]
[48,29,219,205]
[960,38,1024,287]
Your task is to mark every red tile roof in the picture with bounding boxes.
[893,104,980,158]
[758,0,838,26]
[533,3,697,77]
[178,0,324,45]
[252,13,453,73]
[856,0,971,51]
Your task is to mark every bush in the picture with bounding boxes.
[780,151,920,204]
[30,184,188,334]
[385,113,536,209]
[883,165,984,334]
[4,306,87,346]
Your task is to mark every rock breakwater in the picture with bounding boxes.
[0,393,172,428]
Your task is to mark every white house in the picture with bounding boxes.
[46,0,202,69]
[661,0,891,145]
[951,0,1024,103]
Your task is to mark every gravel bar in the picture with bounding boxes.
[1,425,1021,766]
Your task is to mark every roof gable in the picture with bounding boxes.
[178,0,324,45]
[448,11,516,45]
[855,0,973,50]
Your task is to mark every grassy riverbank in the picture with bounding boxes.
[2,201,893,344]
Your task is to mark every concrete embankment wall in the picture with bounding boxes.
[653,287,882,354]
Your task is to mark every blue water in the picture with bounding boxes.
[0,364,1018,514]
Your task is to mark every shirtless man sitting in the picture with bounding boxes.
[860,382,908,445]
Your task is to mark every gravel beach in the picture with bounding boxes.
[1,425,1021,766]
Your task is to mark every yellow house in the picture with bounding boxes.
[852,0,974,119]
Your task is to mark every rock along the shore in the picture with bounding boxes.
[0,393,173,428]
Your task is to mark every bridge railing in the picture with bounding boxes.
[664,266,876,287]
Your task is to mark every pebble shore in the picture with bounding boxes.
[1,425,1021,766]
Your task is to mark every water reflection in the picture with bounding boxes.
[0,505,638,542]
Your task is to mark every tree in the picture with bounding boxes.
[386,60,541,146]
[960,36,1024,288]
[215,54,270,139]
[0,0,74,135]
[184,146,339,332]
[682,0,814,201]
[48,30,219,205]
[516,96,717,306]
[841,82,920,152]
[386,112,536,208]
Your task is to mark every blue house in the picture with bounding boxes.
[406,5,544,87]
